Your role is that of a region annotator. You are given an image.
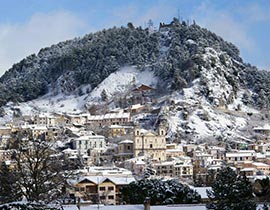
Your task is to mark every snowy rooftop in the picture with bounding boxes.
[36,113,56,118]
[254,124,270,131]
[75,134,105,140]
[119,140,133,144]
[226,153,254,157]
[88,112,130,120]
[80,166,133,176]
[252,162,269,167]
[130,103,144,110]
[240,168,257,172]
[75,176,135,185]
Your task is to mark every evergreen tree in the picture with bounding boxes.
[253,177,270,202]
[205,169,216,186]
[0,163,22,203]
[171,71,187,90]
[127,22,135,30]
[101,89,108,101]
[121,179,200,205]
[207,167,256,210]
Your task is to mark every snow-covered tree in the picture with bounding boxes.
[121,179,201,205]
[253,177,270,202]
[207,167,256,210]
[101,89,108,101]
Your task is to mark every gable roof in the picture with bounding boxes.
[132,84,155,92]
[75,176,135,186]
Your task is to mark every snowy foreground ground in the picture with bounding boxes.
[63,204,267,210]
[63,204,206,210]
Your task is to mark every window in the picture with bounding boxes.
[108,186,114,191]
[99,187,105,191]
[100,196,106,200]
[137,130,139,135]
[108,195,114,200]
[150,144,153,148]
[127,146,131,150]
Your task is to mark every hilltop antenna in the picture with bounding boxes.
[177,8,180,21]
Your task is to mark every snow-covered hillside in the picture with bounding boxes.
[163,47,261,142]
[0,66,158,120]
[0,44,265,145]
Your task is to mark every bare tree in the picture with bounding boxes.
[0,138,72,204]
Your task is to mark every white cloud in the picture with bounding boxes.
[200,14,254,51]
[191,2,270,68]
[239,3,270,22]
[192,3,255,53]
[0,11,89,76]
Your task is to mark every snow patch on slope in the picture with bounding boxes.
[86,66,158,103]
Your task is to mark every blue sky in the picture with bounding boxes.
[0,0,269,75]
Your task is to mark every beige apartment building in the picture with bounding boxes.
[154,160,193,178]
[72,176,135,205]
[226,150,256,165]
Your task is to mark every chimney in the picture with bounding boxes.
[144,197,150,210]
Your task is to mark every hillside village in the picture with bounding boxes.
[1,82,270,207]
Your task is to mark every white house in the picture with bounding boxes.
[72,132,106,155]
